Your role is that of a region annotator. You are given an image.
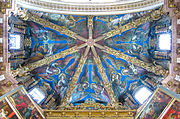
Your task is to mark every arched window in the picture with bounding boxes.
[28,88,46,104]
[134,87,152,104]
[159,33,171,50]
[9,34,21,50]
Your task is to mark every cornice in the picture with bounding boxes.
[39,0,143,5]
[16,0,164,15]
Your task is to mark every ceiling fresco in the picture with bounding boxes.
[8,6,171,109]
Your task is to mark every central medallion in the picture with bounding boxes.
[87,39,94,46]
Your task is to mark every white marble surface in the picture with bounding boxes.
[175,75,180,82]
[0,75,5,82]
[177,19,180,24]
[0,57,3,62]
[0,18,3,24]
[0,38,3,43]
[177,58,180,63]
[177,38,180,44]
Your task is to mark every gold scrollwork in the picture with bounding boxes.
[103,46,169,77]
[12,47,79,77]
[104,8,164,39]
[62,56,87,105]
[93,56,119,107]
[22,13,77,39]
[87,15,94,27]
[44,109,136,118]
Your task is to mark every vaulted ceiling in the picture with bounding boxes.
[8,5,171,110]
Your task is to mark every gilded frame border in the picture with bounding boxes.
[0,85,45,119]
[159,98,180,118]
[135,86,175,119]
[0,96,21,119]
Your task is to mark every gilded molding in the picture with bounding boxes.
[104,7,164,39]
[2,2,12,9]
[168,0,176,8]
[174,66,179,71]
[93,56,119,106]
[59,98,123,110]
[103,46,169,77]
[87,15,93,28]
[0,0,12,14]
[18,11,89,41]
[12,46,79,77]
[44,109,136,119]
[27,13,76,39]
[62,56,87,105]
[0,27,3,35]
[166,0,180,14]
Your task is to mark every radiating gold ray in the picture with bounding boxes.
[78,43,87,49]
[89,26,93,39]
[28,14,76,38]
[88,16,94,28]
[95,8,164,41]
[26,13,87,42]
[74,34,87,42]
[88,16,94,39]
[84,46,90,57]
[94,43,105,50]
[102,46,169,77]
[62,56,87,105]
[93,56,118,106]
[12,46,80,77]
[94,35,106,42]
[91,46,98,58]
